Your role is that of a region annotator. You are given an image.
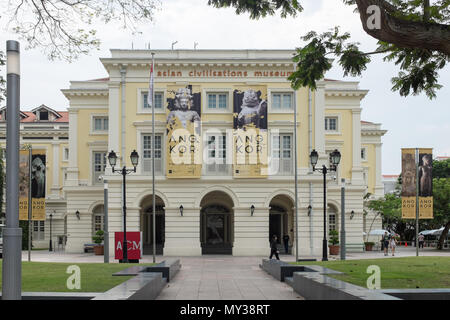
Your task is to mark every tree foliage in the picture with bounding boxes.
[367,161,450,247]
[0,149,4,219]
[209,0,450,99]
[1,0,160,61]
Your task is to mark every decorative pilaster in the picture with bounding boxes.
[66,109,79,186]
[351,109,364,185]
[233,206,270,256]
[163,207,202,256]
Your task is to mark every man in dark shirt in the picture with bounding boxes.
[283,234,290,254]
[270,235,280,260]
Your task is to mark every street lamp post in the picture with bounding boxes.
[108,150,139,263]
[2,40,22,300]
[309,149,341,261]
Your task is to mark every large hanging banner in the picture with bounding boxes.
[19,149,46,221]
[19,150,30,221]
[401,148,416,219]
[401,148,433,219]
[232,86,268,178]
[31,150,47,220]
[418,148,433,219]
[166,85,202,178]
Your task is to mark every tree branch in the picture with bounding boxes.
[355,0,450,55]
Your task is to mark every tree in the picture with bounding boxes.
[433,158,450,249]
[208,0,450,99]
[0,148,4,219]
[0,0,160,103]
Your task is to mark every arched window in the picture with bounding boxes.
[92,204,104,234]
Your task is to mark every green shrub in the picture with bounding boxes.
[92,230,104,244]
[329,230,339,245]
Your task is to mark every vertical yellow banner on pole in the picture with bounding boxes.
[19,149,30,221]
[31,150,46,221]
[418,148,433,219]
[401,148,416,219]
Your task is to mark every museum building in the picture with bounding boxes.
[0,49,386,256]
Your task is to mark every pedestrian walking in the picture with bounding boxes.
[283,234,290,254]
[270,235,280,260]
[390,235,398,256]
[418,234,425,249]
[382,232,390,256]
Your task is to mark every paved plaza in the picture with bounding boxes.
[19,247,450,300]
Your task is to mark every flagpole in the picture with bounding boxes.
[151,53,156,263]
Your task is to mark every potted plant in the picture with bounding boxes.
[328,230,340,255]
[92,230,104,255]
[364,241,375,251]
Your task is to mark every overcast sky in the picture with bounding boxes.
[0,0,449,175]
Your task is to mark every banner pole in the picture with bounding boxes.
[415,148,419,257]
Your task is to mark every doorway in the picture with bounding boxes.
[140,195,165,255]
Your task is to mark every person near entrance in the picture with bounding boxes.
[283,234,290,254]
[270,235,280,260]
[418,234,425,249]
[383,232,390,256]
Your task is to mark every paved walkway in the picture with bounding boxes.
[156,256,303,300]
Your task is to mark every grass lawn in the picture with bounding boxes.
[0,261,155,293]
[293,257,450,289]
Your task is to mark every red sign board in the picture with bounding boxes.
[114,232,143,260]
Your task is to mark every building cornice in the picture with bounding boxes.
[61,89,109,98]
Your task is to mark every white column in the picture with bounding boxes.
[50,140,60,198]
[163,207,202,256]
[66,109,79,186]
[314,83,326,156]
[233,207,270,256]
[108,82,121,168]
[374,142,384,197]
[351,109,364,184]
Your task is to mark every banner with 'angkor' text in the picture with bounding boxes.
[19,149,46,221]
[232,86,268,178]
[166,85,202,178]
[401,148,433,219]
[418,148,433,219]
[19,149,30,221]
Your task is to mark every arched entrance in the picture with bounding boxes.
[269,195,294,254]
[140,195,165,255]
[200,191,234,255]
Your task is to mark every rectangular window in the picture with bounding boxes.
[142,134,163,174]
[143,92,163,109]
[63,147,69,161]
[39,111,49,121]
[361,147,367,161]
[206,134,228,175]
[94,214,104,232]
[271,134,293,175]
[93,152,107,184]
[325,117,338,131]
[272,93,293,110]
[93,117,108,132]
[329,213,337,234]
[207,93,228,109]
[33,221,45,240]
